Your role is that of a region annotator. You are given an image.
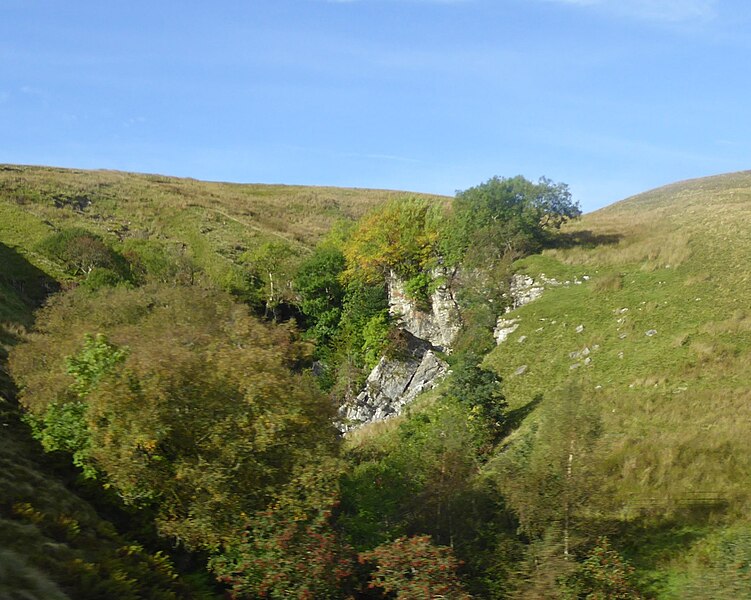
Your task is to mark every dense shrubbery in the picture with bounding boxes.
[37,227,132,284]
[10,284,340,557]
[4,172,595,598]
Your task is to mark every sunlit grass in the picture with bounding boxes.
[483,170,751,592]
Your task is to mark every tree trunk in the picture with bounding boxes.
[564,438,575,559]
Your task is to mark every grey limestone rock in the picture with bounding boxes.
[507,274,544,311]
[338,332,448,431]
[387,267,462,352]
[494,318,520,345]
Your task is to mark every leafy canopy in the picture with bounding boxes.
[443,175,580,265]
[10,284,339,549]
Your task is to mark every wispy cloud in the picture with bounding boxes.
[543,0,717,22]
[324,0,472,4]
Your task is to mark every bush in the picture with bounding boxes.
[360,535,472,599]
[37,228,128,280]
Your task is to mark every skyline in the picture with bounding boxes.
[2,0,750,212]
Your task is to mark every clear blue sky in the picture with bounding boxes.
[2,0,749,212]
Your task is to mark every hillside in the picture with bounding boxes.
[483,171,751,595]
[0,165,443,599]
[0,164,444,292]
[4,165,751,598]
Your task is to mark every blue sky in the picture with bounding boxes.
[1,0,749,212]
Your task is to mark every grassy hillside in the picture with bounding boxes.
[5,164,751,597]
[483,171,751,595]
[0,165,442,599]
[0,164,443,290]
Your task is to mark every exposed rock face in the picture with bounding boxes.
[387,268,462,352]
[338,332,448,431]
[494,318,520,344]
[507,274,545,312]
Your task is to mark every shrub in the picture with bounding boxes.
[360,535,472,599]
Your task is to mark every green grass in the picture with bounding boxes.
[0,164,444,277]
[6,164,751,597]
[481,170,751,594]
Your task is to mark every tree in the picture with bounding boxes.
[36,227,128,280]
[495,382,602,559]
[10,284,339,550]
[342,197,442,302]
[562,537,641,600]
[243,240,300,319]
[442,352,507,449]
[23,333,128,478]
[211,458,356,599]
[443,176,580,266]
[294,244,347,346]
[360,535,472,599]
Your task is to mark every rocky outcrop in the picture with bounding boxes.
[506,274,545,312]
[338,331,448,431]
[387,268,462,352]
[494,318,520,344]
[495,272,591,345]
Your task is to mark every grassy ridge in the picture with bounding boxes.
[483,171,751,594]
[0,165,444,288]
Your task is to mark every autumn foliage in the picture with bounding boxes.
[359,535,472,599]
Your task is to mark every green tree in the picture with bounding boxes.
[10,284,339,550]
[37,227,128,280]
[243,240,300,319]
[294,244,346,346]
[562,537,641,599]
[495,382,602,559]
[442,176,580,266]
[23,333,128,478]
[442,352,507,448]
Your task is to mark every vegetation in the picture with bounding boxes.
[5,163,751,598]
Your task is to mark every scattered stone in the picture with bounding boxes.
[618,307,629,314]
[618,351,624,359]
[582,275,590,281]
[582,347,591,356]
[494,318,520,345]
[570,363,581,370]
[575,324,584,333]
[540,274,562,286]
[592,344,600,351]
[569,350,581,360]
[619,333,627,339]
[646,329,657,337]
[584,357,592,366]
[517,335,527,343]
[514,365,528,376]
[595,384,602,390]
